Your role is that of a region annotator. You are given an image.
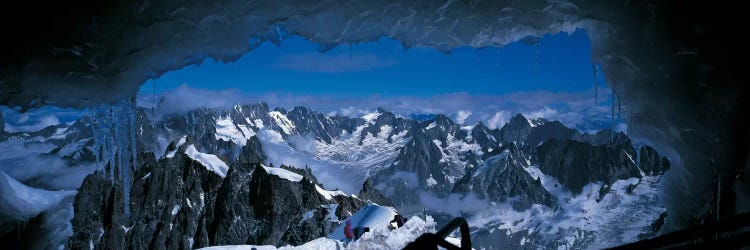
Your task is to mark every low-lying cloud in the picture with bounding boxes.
[143,84,623,132]
[0,138,97,190]
[1,106,85,133]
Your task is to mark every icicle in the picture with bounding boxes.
[152,80,157,111]
[617,95,622,118]
[610,89,616,144]
[592,63,599,107]
[90,97,137,218]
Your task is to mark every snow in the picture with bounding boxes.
[198,238,340,250]
[49,127,71,140]
[425,122,438,130]
[347,215,441,250]
[166,136,187,158]
[432,133,483,181]
[262,165,303,182]
[305,123,409,183]
[269,111,296,135]
[252,118,265,129]
[184,145,229,178]
[425,175,438,187]
[330,204,398,241]
[215,117,253,145]
[472,150,509,178]
[302,209,316,221]
[323,204,340,222]
[0,172,76,222]
[237,124,256,140]
[57,138,92,160]
[171,204,182,216]
[466,166,666,249]
[198,215,438,250]
[315,185,347,200]
[361,112,381,123]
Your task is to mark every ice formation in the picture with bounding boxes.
[90,98,138,217]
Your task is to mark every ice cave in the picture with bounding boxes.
[0,1,748,249]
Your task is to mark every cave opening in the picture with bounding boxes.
[1,1,748,249]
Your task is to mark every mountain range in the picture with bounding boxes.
[0,103,670,249]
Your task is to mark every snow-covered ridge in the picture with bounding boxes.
[166,135,187,158]
[315,185,347,200]
[198,208,437,250]
[260,164,350,200]
[261,165,303,182]
[184,145,229,178]
[269,111,296,135]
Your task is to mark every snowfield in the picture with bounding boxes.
[309,123,409,179]
[466,166,665,249]
[198,214,441,250]
[0,172,76,223]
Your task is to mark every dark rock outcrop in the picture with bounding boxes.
[69,142,366,249]
[286,106,344,144]
[358,108,415,144]
[373,128,449,207]
[499,114,532,143]
[536,139,642,194]
[639,146,671,175]
[526,121,578,147]
[453,147,555,210]
[239,136,267,164]
[67,172,125,250]
[358,178,393,207]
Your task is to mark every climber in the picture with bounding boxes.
[389,214,407,229]
[344,219,354,243]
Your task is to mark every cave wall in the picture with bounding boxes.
[1,0,747,232]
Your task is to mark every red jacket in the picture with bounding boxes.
[344,220,354,239]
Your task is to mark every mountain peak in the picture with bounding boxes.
[289,106,310,113]
[510,113,529,124]
[273,107,288,114]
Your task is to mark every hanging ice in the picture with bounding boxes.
[610,89,616,144]
[592,63,599,107]
[90,97,138,217]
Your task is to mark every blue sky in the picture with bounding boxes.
[140,29,595,98]
[4,29,623,133]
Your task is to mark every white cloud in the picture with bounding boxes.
[486,111,511,129]
[142,85,618,131]
[455,110,472,124]
[0,105,84,133]
[523,106,558,120]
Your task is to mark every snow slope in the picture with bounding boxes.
[261,165,303,182]
[197,215,438,250]
[329,204,399,241]
[184,145,230,178]
[466,166,665,249]
[0,172,76,223]
[307,124,409,180]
